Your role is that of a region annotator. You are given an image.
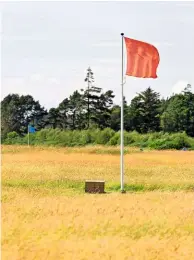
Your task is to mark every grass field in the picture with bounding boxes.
[2,145,194,259]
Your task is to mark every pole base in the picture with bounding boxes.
[121,190,126,194]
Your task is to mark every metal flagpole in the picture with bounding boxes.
[28,125,30,147]
[121,33,125,193]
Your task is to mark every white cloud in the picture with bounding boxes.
[27,74,60,85]
[29,73,42,81]
[1,74,62,109]
[171,80,189,94]
[179,18,194,25]
[93,41,174,49]
[152,42,174,47]
[93,58,120,64]
[92,41,120,48]
[2,77,29,98]
[2,35,48,41]
[175,3,194,9]
[163,42,173,47]
[48,77,60,84]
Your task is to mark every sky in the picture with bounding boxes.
[1,1,194,109]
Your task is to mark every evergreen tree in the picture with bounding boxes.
[161,84,194,136]
[110,97,131,131]
[91,90,115,129]
[68,90,85,129]
[1,94,47,138]
[128,87,161,133]
[82,67,102,128]
[42,108,63,129]
[58,98,71,129]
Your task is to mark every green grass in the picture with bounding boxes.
[2,179,194,197]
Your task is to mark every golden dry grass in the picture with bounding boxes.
[2,145,194,259]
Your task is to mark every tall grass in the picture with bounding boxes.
[2,146,194,259]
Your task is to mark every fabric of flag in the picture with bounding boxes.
[29,126,36,133]
[124,37,160,78]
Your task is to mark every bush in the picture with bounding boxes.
[34,129,48,144]
[3,129,194,150]
[96,128,115,145]
[147,132,191,150]
[4,131,20,144]
[109,132,120,146]
[80,130,92,145]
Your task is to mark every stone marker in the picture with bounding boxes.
[85,180,105,193]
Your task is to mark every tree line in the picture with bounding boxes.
[1,67,194,141]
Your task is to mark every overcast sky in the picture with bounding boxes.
[1,1,194,109]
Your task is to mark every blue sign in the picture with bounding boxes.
[29,125,36,133]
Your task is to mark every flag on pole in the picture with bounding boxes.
[120,34,160,193]
[28,125,36,147]
[124,37,160,78]
[28,125,36,133]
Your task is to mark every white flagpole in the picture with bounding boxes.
[121,33,125,193]
[28,125,30,147]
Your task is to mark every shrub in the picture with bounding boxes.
[109,132,120,146]
[96,128,115,145]
[3,129,194,150]
[4,131,20,144]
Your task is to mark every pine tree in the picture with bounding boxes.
[161,84,194,136]
[1,94,47,138]
[128,87,161,133]
[82,67,102,128]
[92,90,115,129]
[68,90,85,129]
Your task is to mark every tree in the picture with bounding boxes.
[68,90,85,130]
[161,84,194,136]
[42,108,63,129]
[91,90,115,129]
[110,97,131,131]
[30,102,48,130]
[128,87,161,133]
[1,94,47,139]
[110,105,120,131]
[57,91,86,130]
[82,67,102,128]
[58,98,71,129]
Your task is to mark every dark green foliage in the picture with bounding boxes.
[161,85,194,137]
[1,94,47,139]
[128,87,161,133]
[110,98,131,131]
[92,90,115,129]
[1,68,194,142]
[110,105,120,131]
[82,67,102,128]
[43,108,63,129]
[68,91,86,130]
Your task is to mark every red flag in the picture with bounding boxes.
[124,37,160,78]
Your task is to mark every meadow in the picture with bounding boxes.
[2,145,194,259]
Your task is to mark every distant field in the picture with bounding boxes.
[2,145,194,259]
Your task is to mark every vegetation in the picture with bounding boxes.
[2,146,194,259]
[3,129,194,150]
[1,68,194,144]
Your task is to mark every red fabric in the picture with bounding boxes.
[124,37,160,78]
